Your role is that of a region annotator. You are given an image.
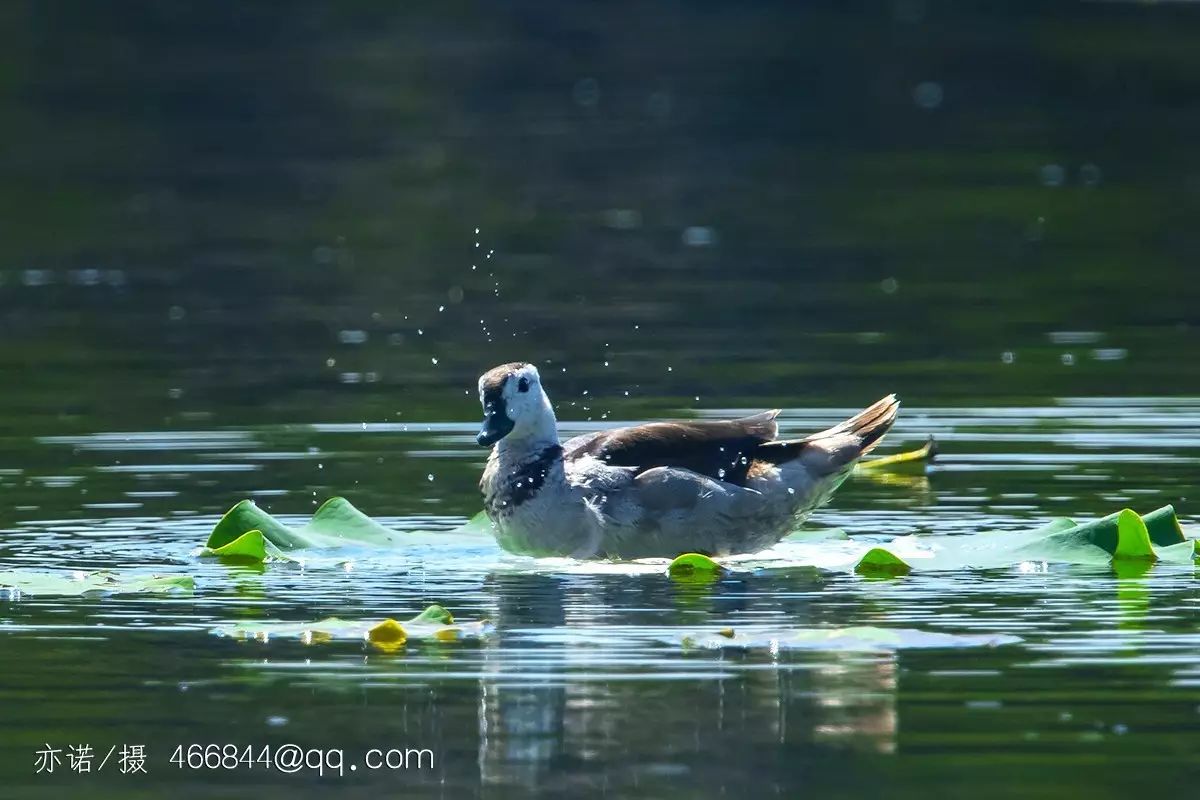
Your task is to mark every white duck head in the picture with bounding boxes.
[476,362,558,447]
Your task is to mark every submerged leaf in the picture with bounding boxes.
[214,604,490,649]
[676,625,1018,652]
[0,570,194,598]
[783,528,849,542]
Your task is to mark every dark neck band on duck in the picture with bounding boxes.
[488,444,564,512]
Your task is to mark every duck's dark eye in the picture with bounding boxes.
[517,377,530,393]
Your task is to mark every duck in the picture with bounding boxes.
[475,362,899,559]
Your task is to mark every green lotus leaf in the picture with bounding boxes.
[304,496,405,546]
[854,547,911,577]
[409,603,454,625]
[667,552,725,581]
[201,529,269,562]
[1113,509,1156,561]
[1141,504,1186,546]
[205,496,408,553]
[856,437,936,471]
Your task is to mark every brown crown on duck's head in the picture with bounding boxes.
[475,362,534,447]
[479,362,529,401]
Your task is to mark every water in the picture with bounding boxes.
[3,2,1200,797]
[2,402,1199,796]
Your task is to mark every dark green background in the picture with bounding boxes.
[1,0,1198,438]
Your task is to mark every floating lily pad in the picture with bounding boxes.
[734,505,1196,576]
[856,437,937,471]
[854,547,911,577]
[409,603,455,624]
[206,497,405,554]
[1019,506,1192,565]
[202,499,497,564]
[214,604,490,650]
[676,625,1018,652]
[0,570,195,598]
[202,529,273,563]
[1114,509,1157,561]
[366,619,408,650]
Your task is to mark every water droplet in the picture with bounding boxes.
[573,77,600,107]
[682,226,716,247]
[912,81,944,109]
[21,268,51,287]
[1040,164,1066,188]
[71,268,102,286]
[602,209,643,230]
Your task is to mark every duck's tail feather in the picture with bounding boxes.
[815,393,900,456]
[754,394,900,471]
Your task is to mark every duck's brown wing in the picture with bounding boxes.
[563,410,780,486]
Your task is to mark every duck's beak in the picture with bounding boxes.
[476,403,515,447]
